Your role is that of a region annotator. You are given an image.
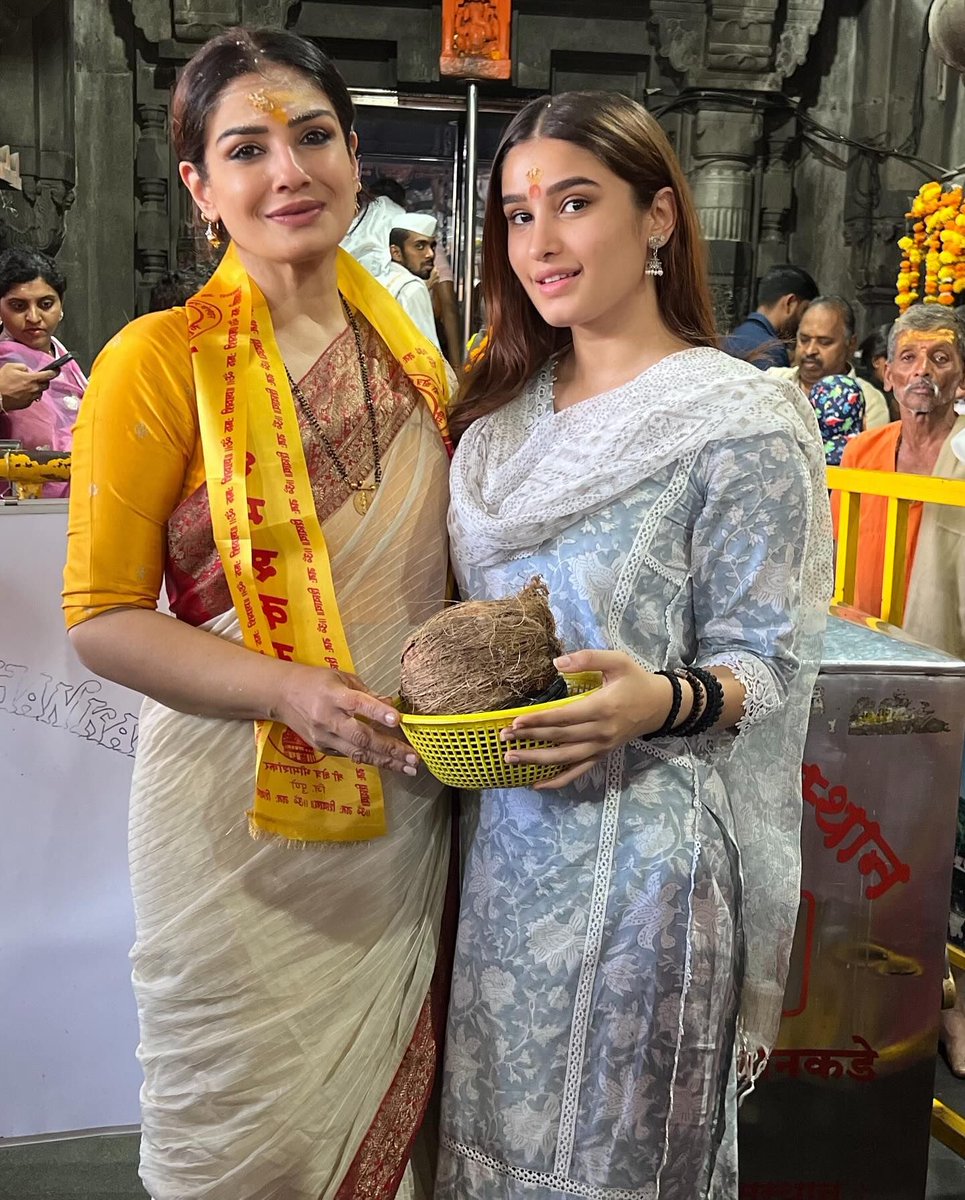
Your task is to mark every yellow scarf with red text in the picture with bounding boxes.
[188,243,450,843]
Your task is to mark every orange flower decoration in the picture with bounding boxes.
[897,182,965,309]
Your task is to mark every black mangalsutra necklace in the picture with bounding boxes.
[286,296,382,515]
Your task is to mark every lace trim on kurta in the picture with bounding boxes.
[554,749,626,1177]
[699,651,781,733]
[447,346,834,1077]
[440,1136,659,1199]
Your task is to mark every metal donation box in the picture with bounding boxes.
[739,607,965,1200]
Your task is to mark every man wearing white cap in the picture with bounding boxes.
[385,213,441,348]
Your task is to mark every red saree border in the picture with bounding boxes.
[333,809,459,1200]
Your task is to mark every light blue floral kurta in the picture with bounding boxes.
[437,351,827,1200]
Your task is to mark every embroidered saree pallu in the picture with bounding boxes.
[188,244,450,843]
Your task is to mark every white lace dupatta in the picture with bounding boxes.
[449,347,834,1077]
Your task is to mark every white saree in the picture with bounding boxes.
[130,402,451,1200]
[438,347,833,1198]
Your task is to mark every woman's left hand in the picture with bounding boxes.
[500,649,679,790]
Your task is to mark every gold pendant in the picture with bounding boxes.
[353,486,376,515]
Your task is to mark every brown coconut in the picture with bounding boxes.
[399,577,565,716]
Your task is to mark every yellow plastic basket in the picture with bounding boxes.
[400,671,602,790]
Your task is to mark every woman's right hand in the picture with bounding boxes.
[69,609,420,775]
[0,362,57,410]
[272,662,419,776]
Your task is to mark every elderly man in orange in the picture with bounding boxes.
[833,304,965,619]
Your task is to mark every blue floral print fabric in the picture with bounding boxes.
[808,374,865,465]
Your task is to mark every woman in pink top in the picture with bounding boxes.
[0,248,88,496]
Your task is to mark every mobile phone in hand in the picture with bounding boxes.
[45,352,75,372]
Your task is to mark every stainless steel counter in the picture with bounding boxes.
[739,607,965,1200]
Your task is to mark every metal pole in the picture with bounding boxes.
[450,121,463,301]
[461,81,480,350]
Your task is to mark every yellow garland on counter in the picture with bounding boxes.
[896,181,965,310]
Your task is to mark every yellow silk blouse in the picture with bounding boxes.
[63,309,208,629]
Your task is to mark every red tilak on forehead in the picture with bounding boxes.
[526,165,542,200]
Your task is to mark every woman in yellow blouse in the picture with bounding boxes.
[63,28,452,1200]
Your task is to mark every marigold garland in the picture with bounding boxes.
[895,181,965,310]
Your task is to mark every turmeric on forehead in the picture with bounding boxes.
[246,87,293,123]
[896,329,957,350]
[242,71,323,123]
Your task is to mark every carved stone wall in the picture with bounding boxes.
[789,0,965,334]
[43,0,134,368]
[0,0,58,43]
[512,13,652,96]
[757,115,796,277]
[127,0,296,326]
[0,0,75,259]
[648,1,826,328]
[648,0,824,90]
[7,0,959,362]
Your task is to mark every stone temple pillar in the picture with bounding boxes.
[648,0,826,332]
[0,0,75,259]
[757,114,797,278]
[688,108,762,334]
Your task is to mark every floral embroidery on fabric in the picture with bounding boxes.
[438,347,832,1198]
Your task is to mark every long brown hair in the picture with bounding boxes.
[451,91,718,441]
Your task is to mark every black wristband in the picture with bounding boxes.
[644,669,682,739]
[676,665,724,736]
[671,669,705,736]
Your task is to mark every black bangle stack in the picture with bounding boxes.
[674,665,725,737]
[645,669,683,739]
[671,667,704,735]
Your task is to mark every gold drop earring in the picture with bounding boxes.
[203,214,223,249]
